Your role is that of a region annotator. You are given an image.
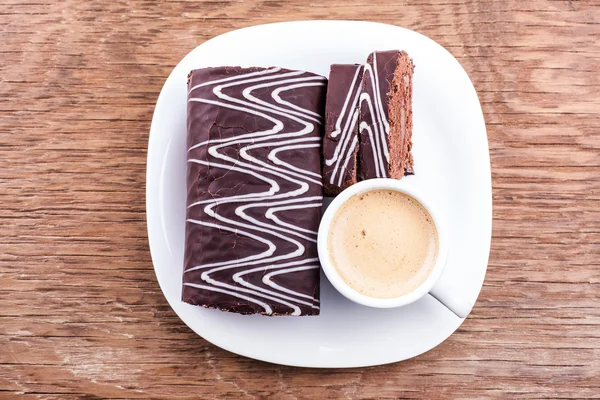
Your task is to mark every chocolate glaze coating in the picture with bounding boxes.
[322,64,364,196]
[183,66,326,316]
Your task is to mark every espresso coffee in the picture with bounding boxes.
[328,190,439,299]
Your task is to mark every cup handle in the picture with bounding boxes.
[429,281,473,319]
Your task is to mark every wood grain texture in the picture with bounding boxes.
[1,0,599,398]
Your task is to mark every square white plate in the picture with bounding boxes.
[147,21,491,368]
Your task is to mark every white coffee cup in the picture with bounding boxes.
[318,178,473,318]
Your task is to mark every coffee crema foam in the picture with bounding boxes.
[328,190,439,299]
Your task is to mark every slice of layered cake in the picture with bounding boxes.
[321,50,415,193]
[358,50,415,180]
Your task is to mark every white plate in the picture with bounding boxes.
[147,21,491,368]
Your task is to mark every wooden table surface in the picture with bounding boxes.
[2,0,599,398]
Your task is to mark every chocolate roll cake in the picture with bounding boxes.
[184,66,327,316]
[322,64,364,196]
[358,50,414,180]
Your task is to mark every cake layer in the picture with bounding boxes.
[183,66,327,316]
[322,64,364,196]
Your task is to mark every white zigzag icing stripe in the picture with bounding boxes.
[360,52,390,178]
[186,68,324,315]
